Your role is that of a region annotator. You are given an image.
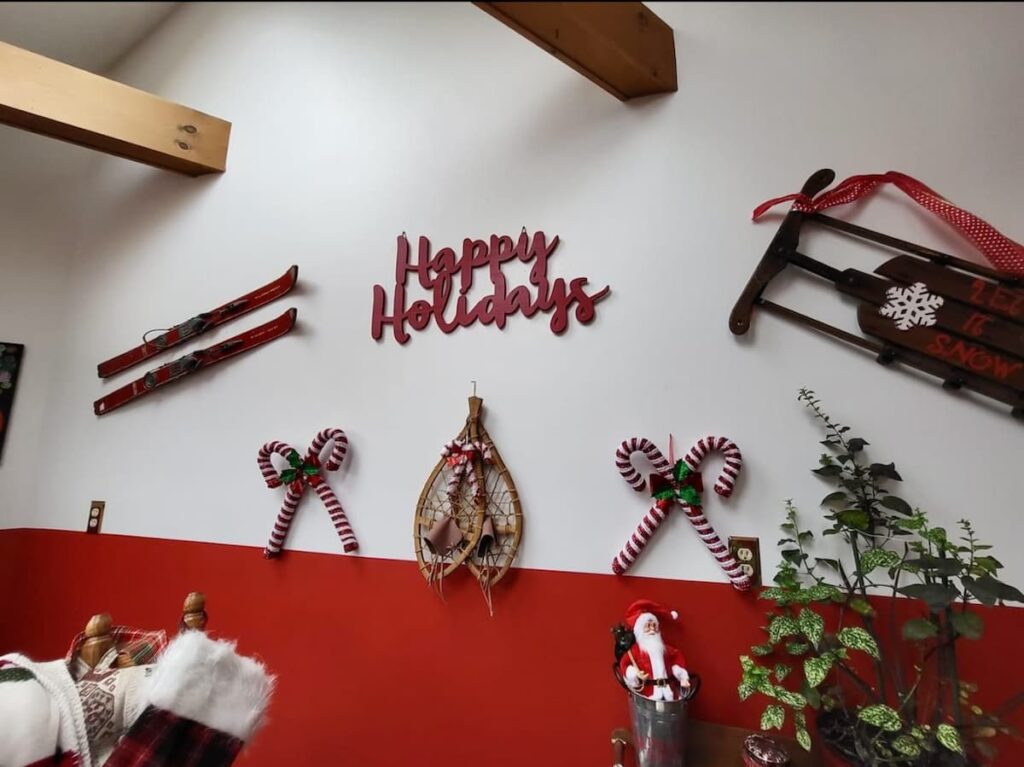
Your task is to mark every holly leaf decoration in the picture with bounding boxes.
[279,468,298,484]
[858,704,903,732]
[286,450,303,468]
[678,486,702,506]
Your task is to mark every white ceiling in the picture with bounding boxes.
[0,2,178,73]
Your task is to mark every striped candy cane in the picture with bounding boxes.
[258,428,357,558]
[612,435,750,591]
[442,439,491,503]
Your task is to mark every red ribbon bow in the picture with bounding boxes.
[751,171,1024,276]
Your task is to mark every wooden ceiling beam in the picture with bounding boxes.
[0,42,230,176]
[475,2,677,101]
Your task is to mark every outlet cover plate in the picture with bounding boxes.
[86,501,105,534]
[728,536,761,588]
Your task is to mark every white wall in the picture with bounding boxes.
[3,2,1023,587]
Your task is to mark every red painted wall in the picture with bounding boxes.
[1,529,1021,765]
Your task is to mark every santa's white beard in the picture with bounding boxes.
[636,632,667,679]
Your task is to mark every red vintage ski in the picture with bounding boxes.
[97,265,299,378]
[94,308,297,416]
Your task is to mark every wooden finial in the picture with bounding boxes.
[79,612,114,668]
[181,591,208,632]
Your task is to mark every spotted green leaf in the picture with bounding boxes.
[937,724,964,754]
[769,615,800,644]
[859,548,901,573]
[838,627,880,659]
[892,735,921,758]
[858,704,903,732]
[774,687,807,709]
[798,608,824,648]
[751,643,774,657]
[786,641,811,656]
[761,704,785,731]
[795,711,811,751]
[850,598,875,617]
[738,681,756,702]
[774,663,792,682]
[804,655,833,688]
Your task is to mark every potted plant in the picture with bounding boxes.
[738,389,1023,766]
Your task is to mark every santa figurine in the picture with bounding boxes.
[618,600,691,702]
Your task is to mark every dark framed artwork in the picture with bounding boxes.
[0,343,24,463]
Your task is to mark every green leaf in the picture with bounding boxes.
[751,643,774,657]
[820,491,849,508]
[738,681,756,701]
[936,723,964,754]
[973,555,1003,574]
[798,609,824,648]
[850,598,875,617]
[898,583,959,612]
[858,704,903,732]
[803,584,841,603]
[846,437,868,453]
[838,627,880,659]
[774,663,792,682]
[801,682,822,710]
[902,618,938,640]
[774,687,807,709]
[836,509,870,531]
[795,711,811,751]
[892,735,921,758]
[869,463,903,481]
[761,704,785,731]
[860,548,900,573]
[786,641,810,656]
[812,465,843,478]
[815,558,840,572]
[879,496,912,515]
[951,611,983,640]
[740,655,755,674]
[768,616,800,644]
[903,555,961,577]
[804,655,833,688]
[963,576,998,606]
[983,575,1024,603]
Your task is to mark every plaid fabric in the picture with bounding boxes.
[104,707,242,767]
[65,627,168,667]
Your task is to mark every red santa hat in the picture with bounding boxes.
[624,600,679,637]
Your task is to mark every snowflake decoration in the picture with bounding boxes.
[879,282,944,331]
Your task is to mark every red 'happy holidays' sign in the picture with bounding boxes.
[371,230,610,344]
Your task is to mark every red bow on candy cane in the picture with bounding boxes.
[752,171,1024,276]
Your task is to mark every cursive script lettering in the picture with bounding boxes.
[371,230,610,344]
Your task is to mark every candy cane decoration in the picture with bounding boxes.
[612,435,750,591]
[258,428,357,558]
[441,439,491,503]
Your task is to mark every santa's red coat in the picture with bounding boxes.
[619,644,689,700]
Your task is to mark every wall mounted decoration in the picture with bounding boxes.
[93,308,297,416]
[414,392,522,613]
[371,230,609,344]
[731,169,1024,418]
[613,435,750,590]
[258,428,356,558]
[0,342,24,462]
[97,266,298,377]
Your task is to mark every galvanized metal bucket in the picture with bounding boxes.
[625,677,700,767]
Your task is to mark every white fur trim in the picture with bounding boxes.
[0,654,92,766]
[623,665,641,688]
[143,632,274,742]
[670,610,679,620]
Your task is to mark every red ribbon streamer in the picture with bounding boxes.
[752,171,1024,276]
